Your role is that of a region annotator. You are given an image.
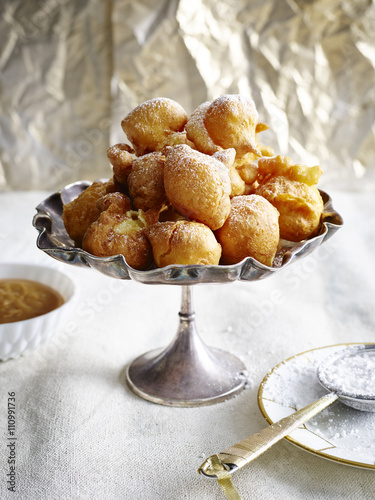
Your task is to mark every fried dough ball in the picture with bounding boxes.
[204,95,261,156]
[163,145,231,230]
[256,178,323,242]
[107,143,134,188]
[62,179,116,246]
[145,220,221,267]
[82,192,153,270]
[121,98,188,156]
[215,195,280,266]
[256,155,324,242]
[128,152,166,211]
[186,95,274,191]
[184,101,219,155]
[96,191,132,213]
[186,95,262,157]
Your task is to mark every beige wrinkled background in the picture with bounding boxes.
[1,0,374,191]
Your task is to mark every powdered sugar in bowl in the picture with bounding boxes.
[317,344,375,412]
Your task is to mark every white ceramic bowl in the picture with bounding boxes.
[0,263,76,361]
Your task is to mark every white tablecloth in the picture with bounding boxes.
[0,190,375,500]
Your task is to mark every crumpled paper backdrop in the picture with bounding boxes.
[1,0,374,191]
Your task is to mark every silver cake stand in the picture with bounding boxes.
[33,181,343,407]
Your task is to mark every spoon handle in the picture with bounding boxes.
[200,392,338,477]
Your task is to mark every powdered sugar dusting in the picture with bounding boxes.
[319,348,375,397]
[228,195,279,228]
[207,94,259,123]
[185,101,220,155]
[260,345,375,467]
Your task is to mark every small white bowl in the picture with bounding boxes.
[0,263,76,361]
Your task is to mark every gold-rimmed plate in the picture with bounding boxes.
[258,343,375,469]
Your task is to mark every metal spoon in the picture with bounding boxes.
[199,344,375,479]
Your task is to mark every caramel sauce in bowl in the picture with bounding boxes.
[0,264,76,361]
[0,279,64,324]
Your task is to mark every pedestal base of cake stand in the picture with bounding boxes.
[126,286,247,407]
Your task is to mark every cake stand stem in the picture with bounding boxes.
[126,285,247,407]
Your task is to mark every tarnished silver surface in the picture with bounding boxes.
[126,286,247,407]
[33,181,342,406]
[33,180,343,285]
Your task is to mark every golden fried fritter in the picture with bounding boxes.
[62,179,116,246]
[64,94,327,271]
[215,195,280,266]
[82,192,153,270]
[256,155,324,241]
[107,143,134,188]
[121,97,188,156]
[184,101,219,155]
[128,152,166,211]
[186,95,261,154]
[256,177,323,242]
[204,95,261,156]
[186,95,274,192]
[163,145,231,230]
[145,220,221,267]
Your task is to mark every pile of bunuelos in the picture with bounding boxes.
[62,95,324,270]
